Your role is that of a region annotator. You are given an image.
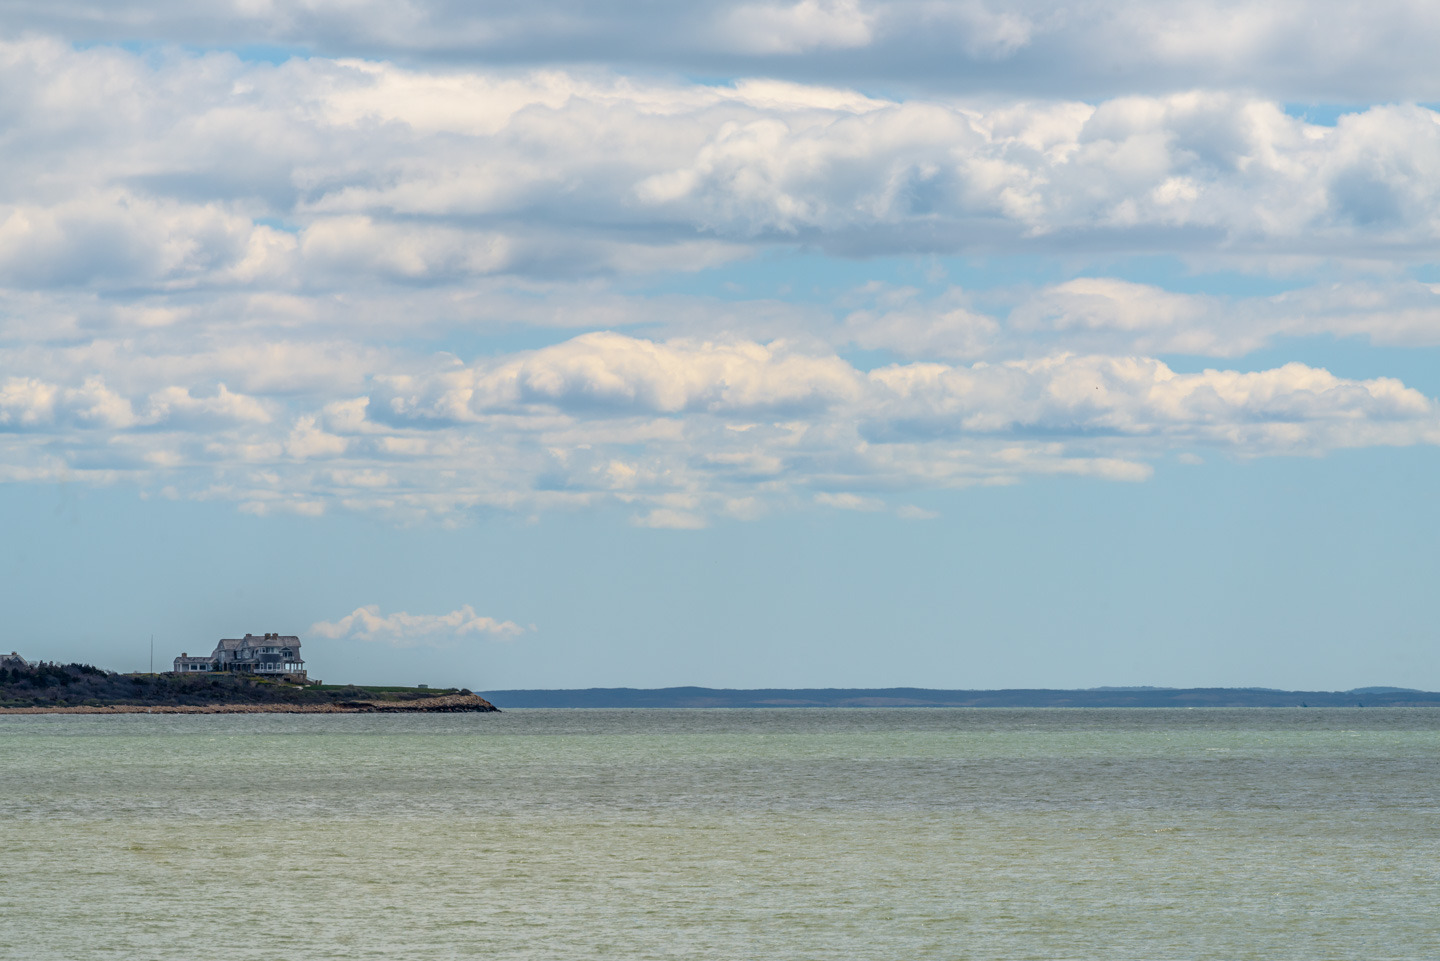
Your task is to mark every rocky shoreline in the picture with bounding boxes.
[0,693,500,715]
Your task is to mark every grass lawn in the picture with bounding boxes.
[309,685,460,694]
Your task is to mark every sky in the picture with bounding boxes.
[2,0,1439,691]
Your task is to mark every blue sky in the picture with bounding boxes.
[2,1,1440,689]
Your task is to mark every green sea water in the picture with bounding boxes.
[2,708,1438,960]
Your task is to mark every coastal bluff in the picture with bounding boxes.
[0,661,498,713]
[0,692,498,715]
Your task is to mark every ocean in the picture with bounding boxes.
[2,708,1437,959]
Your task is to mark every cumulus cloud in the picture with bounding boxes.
[309,605,527,646]
[3,329,1433,524]
[6,40,1440,299]
[844,288,999,359]
[718,0,875,54]
[0,38,1437,526]
[862,353,1433,448]
[376,332,863,422]
[10,1,1440,101]
[834,277,1440,360]
[634,507,710,529]
[0,376,271,431]
[0,378,58,429]
[815,492,886,511]
[1007,277,1440,356]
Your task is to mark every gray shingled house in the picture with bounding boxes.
[174,633,307,680]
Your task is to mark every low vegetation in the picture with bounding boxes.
[0,662,467,709]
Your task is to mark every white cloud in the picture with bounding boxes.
[376,332,863,422]
[0,39,1437,527]
[634,507,709,529]
[144,385,272,427]
[309,604,527,646]
[6,41,1440,299]
[0,378,57,428]
[299,217,511,281]
[718,0,875,54]
[3,329,1431,525]
[1015,279,1208,334]
[844,289,999,359]
[11,1,1440,102]
[285,416,349,459]
[834,276,1440,360]
[815,492,885,511]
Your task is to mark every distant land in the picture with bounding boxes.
[481,686,1440,709]
[0,661,498,713]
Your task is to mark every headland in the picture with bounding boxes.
[0,661,497,713]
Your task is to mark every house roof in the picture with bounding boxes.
[214,635,302,651]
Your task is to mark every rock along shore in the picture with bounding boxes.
[0,693,499,715]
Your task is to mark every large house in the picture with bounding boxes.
[174,633,307,680]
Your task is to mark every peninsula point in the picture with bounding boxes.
[0,638,497,714]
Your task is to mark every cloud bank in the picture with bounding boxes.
[10,1,1440,100]
[5,329,1433,525]
[5,42,1440,287]
[0,32,1437,525]
[310,605,527,646]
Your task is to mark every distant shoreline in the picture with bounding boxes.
[0,693,499,715]
[0,666,501,713]
[480,687,1440,709]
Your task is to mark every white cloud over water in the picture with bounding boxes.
[309,605,527,646]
